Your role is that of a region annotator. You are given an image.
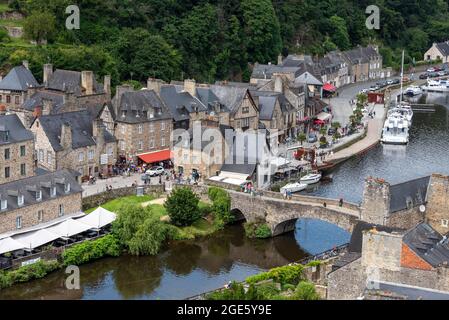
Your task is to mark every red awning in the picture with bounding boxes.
[138,149,172,164]
[323,83,336,92]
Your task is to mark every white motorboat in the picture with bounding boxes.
[421,79,449,93]
[280,182,308,194]
[387,107,413,126]
[381,116,409,145]
[300,172,322,185]
[404,86,422,96]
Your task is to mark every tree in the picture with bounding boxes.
[23,11,56,44]
[294,281,320,300]
[298,133,307,146]
[329,15,350,51]
[164,187,200,226]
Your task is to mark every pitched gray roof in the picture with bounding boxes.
[365,282,449,300]
[210,85,255,115]
[0,169,82,214]
[257,96,277,121]
[251,64,302,80]
[47,69,104,95]
[38,110,116,152]
[343,45,381,65]
[0,114,34,145]
[160,85,208,122]
[389,176,430,213]
[436,41,449,56]
[115,89,172,124]
[22,91,64,112]
[403,223,449,268]
[0,66,39,91]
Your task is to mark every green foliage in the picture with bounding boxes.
[23,11,56,44]
[112,204,174,255]
[246,264,304,286]
[0,260,60,289]
[294,281,321,300]
[61,234,121,266]
[244,221,272,239]
[208,187,233,224]
[164,187,200,227]
[298,133,307,145]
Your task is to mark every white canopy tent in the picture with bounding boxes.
[316,112,332,122]
[76,207,116,230]
[47,219,92,238]
[0,237,26,255]
[13,229,61,250]
[209,171,251,186]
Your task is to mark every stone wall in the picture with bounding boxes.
[5,26,23,38]
[360,177,390,225]
[0,139,35,185]
[425,174,449,235]
[387,207,424,230]
[361,230,403,271]
[0,192,82,234]
[82,185,165,210]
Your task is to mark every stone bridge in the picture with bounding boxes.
[180,184,362,236]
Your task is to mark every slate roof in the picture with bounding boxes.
[22,91,64,113]
[196,87,230,113]
[0,114,34,145]
[389,176,430,213]
[403,223,449,268]
[436,41,449,57]
[115,89,172,124]
[38,110,116,152]
[210,85,256,115]
[364,282,449,300]
[46,69,104,95]
[343,45,381,65]
[0,169,82,214]
[251,64,302,80]
[250,90,294,121]
[160,85,208,123]
[0,66,39,91]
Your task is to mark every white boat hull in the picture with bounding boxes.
[300,174,322,185]
[281,183,307,194]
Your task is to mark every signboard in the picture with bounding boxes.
[100,154,108,165]
[136,187,144,197]
[21,257,41,267]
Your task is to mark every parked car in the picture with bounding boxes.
[327,128,337,136]
[427,67,436,73]
[386,79,394,85]
[429,72,439,78]
[419,73,429,80]
[391,79,400,84]
[359,88,368,94]
[145,166,165,177]
[369,85,380,92]
[307,133,318,143]
[438,71,446,77]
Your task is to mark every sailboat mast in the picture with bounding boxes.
[400,50,405,104]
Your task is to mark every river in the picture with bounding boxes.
[305,93,449,203]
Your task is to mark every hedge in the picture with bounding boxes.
[0,260,61,290]
[246,264,304,286]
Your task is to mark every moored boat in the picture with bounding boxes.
[300,172,322,185]
[280,182,308,194]
[421,79,449,93]
[404,86,423,96]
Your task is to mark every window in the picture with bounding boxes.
[36,190,42,201]
[149,123,155,132]
[88,149,94,160]
[0,199,7,210]
[58,204,64,217]
[6,95,10,103]
[51,186,57,197]
[138,124,143,134]
[4,148,9,160]
[242,107,250,114]
[121,125,126,134]
[241,118,250,127]
[120,141,125,151]
[78,152,84,162]
[107,146,113,155]
[20,163,26,176]
[14,96,19,105]
[442,219,449,228]
[16,216,22,229]
[161,137,165,147]
[38,149,44,162]
[161,122,166,131]
[65,183,71,193]
[149,139,155,149]
[18,195,24,206]
[47,151,52,165]
[138,140,143,150]
[20,145,26,157]
[38,210,44,222]
[4,167,10,178]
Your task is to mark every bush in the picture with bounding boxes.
[244,221,271,239]
[62,234,121,266]
[208,187,233,223]
[164,187,200,227]
[294,281,321,300]
[0,260,61,289]
[246,264,304,286]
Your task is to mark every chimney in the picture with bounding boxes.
[33,106,42,118]
[184,79,196,97]
[93,118,105,148]
[22,60,29,70]
[103,75,111,96]
[43,64,53,86]
[278,54,283,66]
[273,73,284,94]
[147,78,166,95]
[0,104,6,115]
[114,84,133,116]
[60,122,72,150]
[81,71,94,95]
[42,98,53,115]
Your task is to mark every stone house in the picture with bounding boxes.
[15,64,111,128]
[343,45,383,82]
[0,61,39,111]
[30,110,117,180]
[112,86,173,165]
[424,41,449,63]
[320,51,351,88]
[0,113,35,185]
[0,169,82,234]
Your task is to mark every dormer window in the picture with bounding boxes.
[36,190,42,201]
[18,195,24,207]
[65,183,71,193]
[0,199,7,210]
[121,111,126,118]
[51,186,57,197]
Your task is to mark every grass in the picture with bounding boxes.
[85,195,155,213]
[0,19,23,27]
[0,3,10,13]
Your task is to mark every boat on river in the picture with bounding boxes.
[300,172,322,185]
[421,79,449,93]
[404,86,423,97]
[387,106,413,126]
[280,182,308,194]
[381,115,409,145]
